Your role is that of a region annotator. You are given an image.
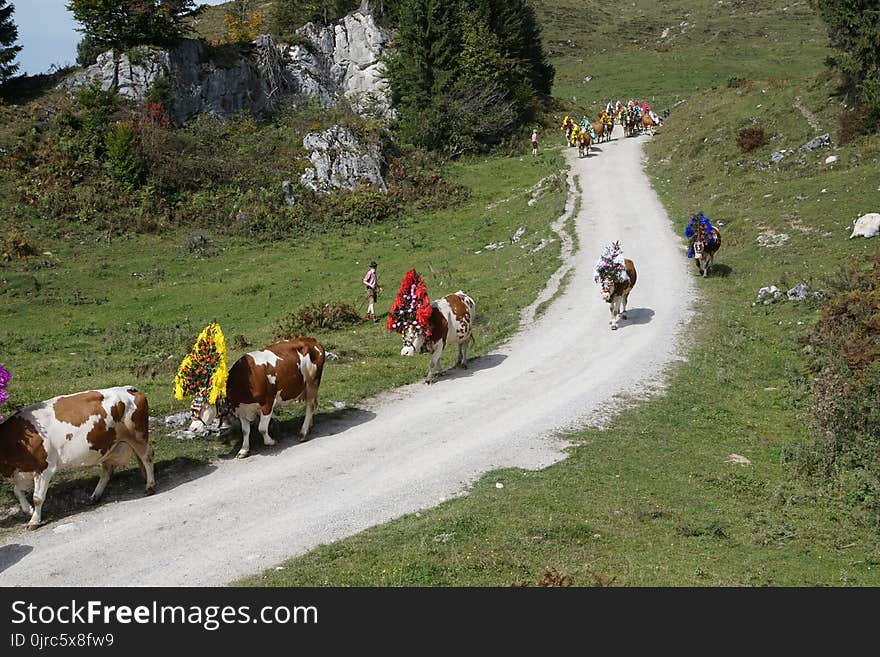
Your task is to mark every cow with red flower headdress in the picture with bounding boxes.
[388,270,476,384]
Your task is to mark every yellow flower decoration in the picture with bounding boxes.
[174,323,229,403]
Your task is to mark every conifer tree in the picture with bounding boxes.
[67,0,201,51]
[813,0,880,131]
[0,0,22,83]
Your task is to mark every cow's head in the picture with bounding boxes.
[400,325,427,357]
[600,276,616,303]
[188,394,229,434]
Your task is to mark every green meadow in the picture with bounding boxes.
[0,150,568,530]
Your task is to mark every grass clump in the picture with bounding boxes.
[736,126,768,153]
[274,302,363,337]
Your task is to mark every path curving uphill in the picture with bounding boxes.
[0,128,694,586]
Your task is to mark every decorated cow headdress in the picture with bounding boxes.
[0,363,11,422]
[594,241,630,285]
[387,269,433,338]
[174,323,229,405]
[685,212,718,258]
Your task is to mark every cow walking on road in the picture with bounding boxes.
[190,338,326,459]
[0,386,155,529]
[400,292,476,384]
[600,259,637,330]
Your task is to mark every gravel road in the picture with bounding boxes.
[0,128,694,586]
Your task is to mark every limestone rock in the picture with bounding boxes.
[850,213,880,239]
[300,125,386,193]
[61,7,393,124]
[756,285,784,304]
[282,8,393,118]
[786,283,826,302]
[799,133,830,152]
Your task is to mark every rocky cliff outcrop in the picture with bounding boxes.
[62,7,393,125]
[283,8,392,117]
[300,125,386,193]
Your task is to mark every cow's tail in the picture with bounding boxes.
[298,351,319,385]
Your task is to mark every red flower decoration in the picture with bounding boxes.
[387,269,433,338]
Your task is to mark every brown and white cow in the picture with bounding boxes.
[693,227,721,277]
[400,291,476,384]
[0,386,155,529]
[190,337,326,459]
[599,259,637,330]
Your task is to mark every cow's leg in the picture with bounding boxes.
[457,340,469,369]
[12,472,34,516]
[28,462,57,529]
[426,342,444,384]
[258,411,276,448]
[237,416,252,459]
[621,291,630,320]
[300,384,319,441]
[129,441,155,495]
[610,298,620,330]
[90,463,115,504]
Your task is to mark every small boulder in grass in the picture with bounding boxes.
[850,213,880,239]
[756,285,784,305]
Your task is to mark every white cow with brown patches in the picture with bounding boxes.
[0,386,155,529]
[599,259,638,330]
[190,337,326,458]
[400,291,476,383]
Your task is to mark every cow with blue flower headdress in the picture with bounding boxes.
[685,212,721,277]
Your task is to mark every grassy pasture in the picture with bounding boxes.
[0,150,568,531]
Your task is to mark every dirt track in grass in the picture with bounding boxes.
[0,127,695,586]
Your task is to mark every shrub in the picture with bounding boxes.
[104,121,145,186]
[802,248,880,515]
[735,126,767,153]
[76,35,104,67]
[340,190,392,224]
[274,302,362,338]
[144,76,173,113]
[1,231,37,260]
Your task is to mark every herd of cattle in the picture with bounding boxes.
[1,117,724,531]
[0,291,477,529]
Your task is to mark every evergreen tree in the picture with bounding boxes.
[387,0,552,152]
[67,0,202,51]
[813,0,880,130]
[390,0,461,106]
[76,35,104,67]
[463,0,553,96]
[0,0,22,83]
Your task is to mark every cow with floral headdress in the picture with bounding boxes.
[595,242,638,330]
[388,270,476,384]
[685,212,721,277]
